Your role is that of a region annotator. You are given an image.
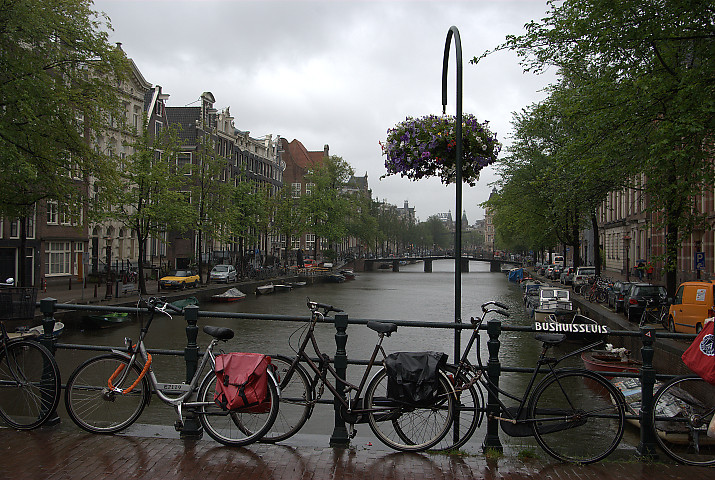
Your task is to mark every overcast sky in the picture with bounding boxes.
[94,0,556,223]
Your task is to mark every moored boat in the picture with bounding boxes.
[84,312,132,329]
[274,283,293,292]
[533,287,574,323]
[325,273,346,283]
[256,283,274,295]
[171,296,199,309]
[339,270,356,280]
[582,348,642,377]
[211,288,246,302]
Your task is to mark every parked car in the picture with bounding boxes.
[159,270,200,290]
[544,265,555,278]
[667,281,715,333]
[550,265,564,280]
[625,283,667,322]
[572,266,596,291]
[560,266,575,285]
[209,264,237,283]
[607,281,633,313]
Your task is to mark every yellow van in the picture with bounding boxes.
[667,281,715,333]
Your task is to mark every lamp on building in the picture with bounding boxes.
[104,236,113,300]
[623,234,631,282]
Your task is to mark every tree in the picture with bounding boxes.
[300,156,354,259]
[0,0,128,284]
[186,130,234,283]
[227,178,267,273]
[478,0,715,294]
[99,121,193,294]
[271,185,307,265]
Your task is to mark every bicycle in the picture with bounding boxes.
[430,300,626,464]
[651,375,715,466]
[64,296,279,446]
[262,299,455,452]
[0,278,61,429]
[638,298,669,329]
[587,278,610,303]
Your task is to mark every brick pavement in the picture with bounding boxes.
[0,424,712,480]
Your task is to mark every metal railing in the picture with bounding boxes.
[36,297,696,459]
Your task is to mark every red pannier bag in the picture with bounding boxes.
[214,353,271,412]
[681,320,715,385]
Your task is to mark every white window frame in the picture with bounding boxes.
[45,241,72,276]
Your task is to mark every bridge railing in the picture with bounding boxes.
[37,297,695,459]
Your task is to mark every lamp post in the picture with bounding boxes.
[624,234,631,282]
[104,237,113,300]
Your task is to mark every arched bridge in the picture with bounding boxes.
[355,256,521,273]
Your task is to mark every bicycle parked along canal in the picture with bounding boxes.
[430,300,627,464]
[0,278,61,430]
[261,299,455,452]
[64,296,279,446]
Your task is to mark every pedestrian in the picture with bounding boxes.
[637,261,645,281]
[646,262,653,281]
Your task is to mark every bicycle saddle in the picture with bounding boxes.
[367,321,397,335]
[203,326,235,340]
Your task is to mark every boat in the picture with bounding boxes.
[171,296,199,309]
[532,287,575,323]
[507,268,524,283]
[84,312,132,329]
[211,288,246,302]
[325,273,346,283]
[26,322,65,338]
[582,347,642,377]
[274,283,294,292]
[339,270,356,280]
[292,281,307,288]
[256,283,274,295]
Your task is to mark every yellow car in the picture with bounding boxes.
[159,270,200,290]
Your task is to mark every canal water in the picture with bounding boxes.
[53,260,639,458]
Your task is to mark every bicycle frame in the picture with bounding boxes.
[281,307,389,419]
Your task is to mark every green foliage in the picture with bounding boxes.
[0,0,128,219]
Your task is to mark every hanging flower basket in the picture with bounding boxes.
[380,114,501,186]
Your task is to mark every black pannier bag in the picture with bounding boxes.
[384,351,448,406]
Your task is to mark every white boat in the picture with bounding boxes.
[256,283,274,295]
[533,287,574,323]
[211,288,246,302]
[274,283,293,292]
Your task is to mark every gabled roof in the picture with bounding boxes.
[166,106,201,144]
[282,138,326,169]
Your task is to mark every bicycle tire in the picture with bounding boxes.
[65,354,150,433]
[261,355,313,442]
[652,375,715,466]
[529,370,625,464]
[365,367,454,452]
[431,365,483,451]
[197,370,279,447]
[596,290,608,304]
[0,339,61,430]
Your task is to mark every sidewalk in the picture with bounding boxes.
[0,423,712,480]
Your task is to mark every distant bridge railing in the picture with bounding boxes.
[360,256,520,272]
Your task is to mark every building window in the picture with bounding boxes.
[306,183,315,195]
[306,233,315,251]
[292,183,301,198]
[45,241,72,275]
[178,152,192,174]
[47,201,59,225]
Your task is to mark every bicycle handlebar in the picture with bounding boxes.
[481,300,509,312]
[306,298,343,314]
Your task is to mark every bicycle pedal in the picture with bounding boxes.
[174,420,184,431]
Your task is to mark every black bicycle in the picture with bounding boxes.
[0,279,61,429]
[430,301,626,464]
[262,299,455,452]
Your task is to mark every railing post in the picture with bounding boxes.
[330,312,350,446]
[39,297,60,426]
[181,305,202,438]
[482,319,503,452]
[636,326,658,459]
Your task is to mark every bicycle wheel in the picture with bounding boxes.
[365,367,454,452]
[596,290,608,304]
[432,365,483,451]
[65,354,150,433]
[0,339,60,430]
[197,370,279,446]
[261,355,313,442]
[529,370,625,464]
[652,375,715,466]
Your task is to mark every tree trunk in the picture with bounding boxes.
[18,216,27,287]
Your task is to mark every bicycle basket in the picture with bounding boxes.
[0,287,38,320]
